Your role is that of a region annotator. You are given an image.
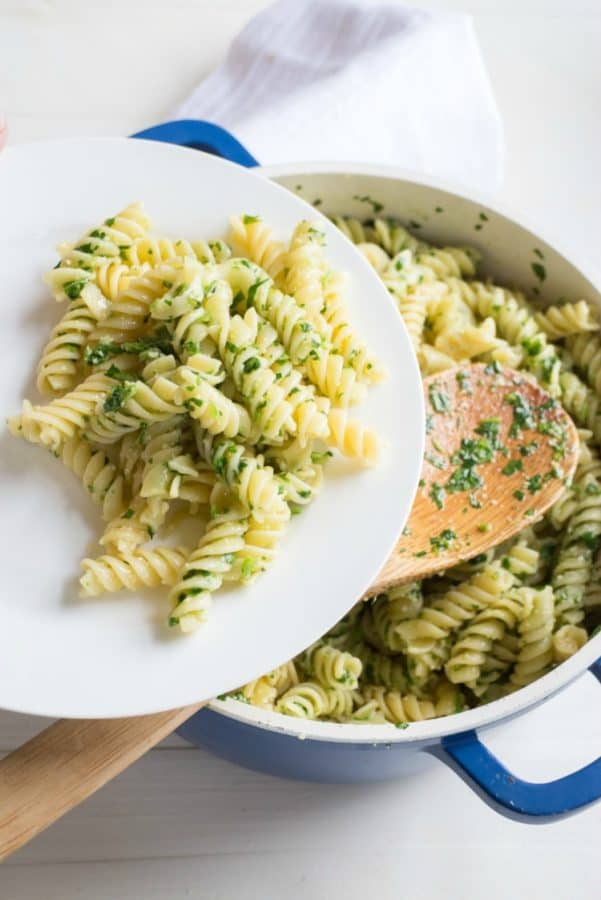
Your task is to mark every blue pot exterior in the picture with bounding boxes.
[177,709,436,783]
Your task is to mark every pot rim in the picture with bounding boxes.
[209,161,601,745]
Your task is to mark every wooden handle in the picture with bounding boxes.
[0,703,202,861]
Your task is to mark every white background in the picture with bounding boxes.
[1,0,601,897]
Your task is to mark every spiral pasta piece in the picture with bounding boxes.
[269,661,300,695]
[85,357,183,444]
[396,563,515,656]
[434,317,501,362]
[559,370,601,444]
[325,409,380,465]
[231,507,287,582]
[535,301,597,340]
[416,246,479,279]
[219,259,367,406]
[9,373,113,450]
[177,368,251,440]
[320,274,385,383]
[566,332,601,398]
[551,468,601,625]
[57,203,152,269]
[123,235,201,267]
[552,624,588,663]
[92,261,191,344]
[330,215,372,245]
[99,499,155,555]
[276,681,356,720]
[238,661,301,709]
[254,282,324,366]
[346,640,409,692]
[247,314,330,444]
[168,490,249,632]
[59,436,126,521]
[43,265,95,303]
[239,677,277,709]
[36,295,107,395]
[93,260,138,301]
[510,586,555,686]
[213,312,296,443]
[457,281,562,397]
[356,242,391,273]
[444,587,534,686]
[229,215,286,278]
[196,430,289,521]
[358,687,436,725]
[141,453,215,506]
[79,546,189,597]
[299,642,363,689]
[276,462,323,507]
[279,227,332,332]
[361,583,423,653]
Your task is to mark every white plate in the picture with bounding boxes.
[0,138,423,719]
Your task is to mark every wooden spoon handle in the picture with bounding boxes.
[0,703,202,861]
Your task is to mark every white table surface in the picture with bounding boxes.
[2,0,601,897]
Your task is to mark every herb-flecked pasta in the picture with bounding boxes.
[224,214,599,726]
[8,206,382,633]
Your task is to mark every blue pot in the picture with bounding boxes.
[133,118,601,824]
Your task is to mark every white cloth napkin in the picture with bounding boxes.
[175,0,504,194]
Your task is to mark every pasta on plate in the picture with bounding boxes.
[7,204,383,633]
[224,214,600,725]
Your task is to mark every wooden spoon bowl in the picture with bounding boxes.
[371,363,579,594]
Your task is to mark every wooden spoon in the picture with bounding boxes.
[0,363,579,859]
[371,362,579,594]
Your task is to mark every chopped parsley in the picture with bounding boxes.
[84,331,173,366]
[429,483,446,510]
[105,364,136,382]
[243,356,261,374]
[484,360,501,375]
[352,194,384,214]
[310,450,333,464]
[526,474,543,494]
[430,529,457,554]
[63,278,88,300]
[531,262,547,282]
[475,418,501,448]
[428,385,451,414]
[247,278,269,307]
[456,370,472,393]
[506,392,535,437]
[425,451,447,470]
[580,532,600,551]
[103,381,137,414]
[75,242,96,255]
[502,458,523,476]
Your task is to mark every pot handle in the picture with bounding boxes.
[132,120,259,168]
[431,658,601,822]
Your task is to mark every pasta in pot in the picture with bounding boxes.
[225,214,600,725]
[8,205,383,634]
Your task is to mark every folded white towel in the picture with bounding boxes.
[175,0,504,193]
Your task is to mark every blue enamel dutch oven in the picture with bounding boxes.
[133,119,601,823]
